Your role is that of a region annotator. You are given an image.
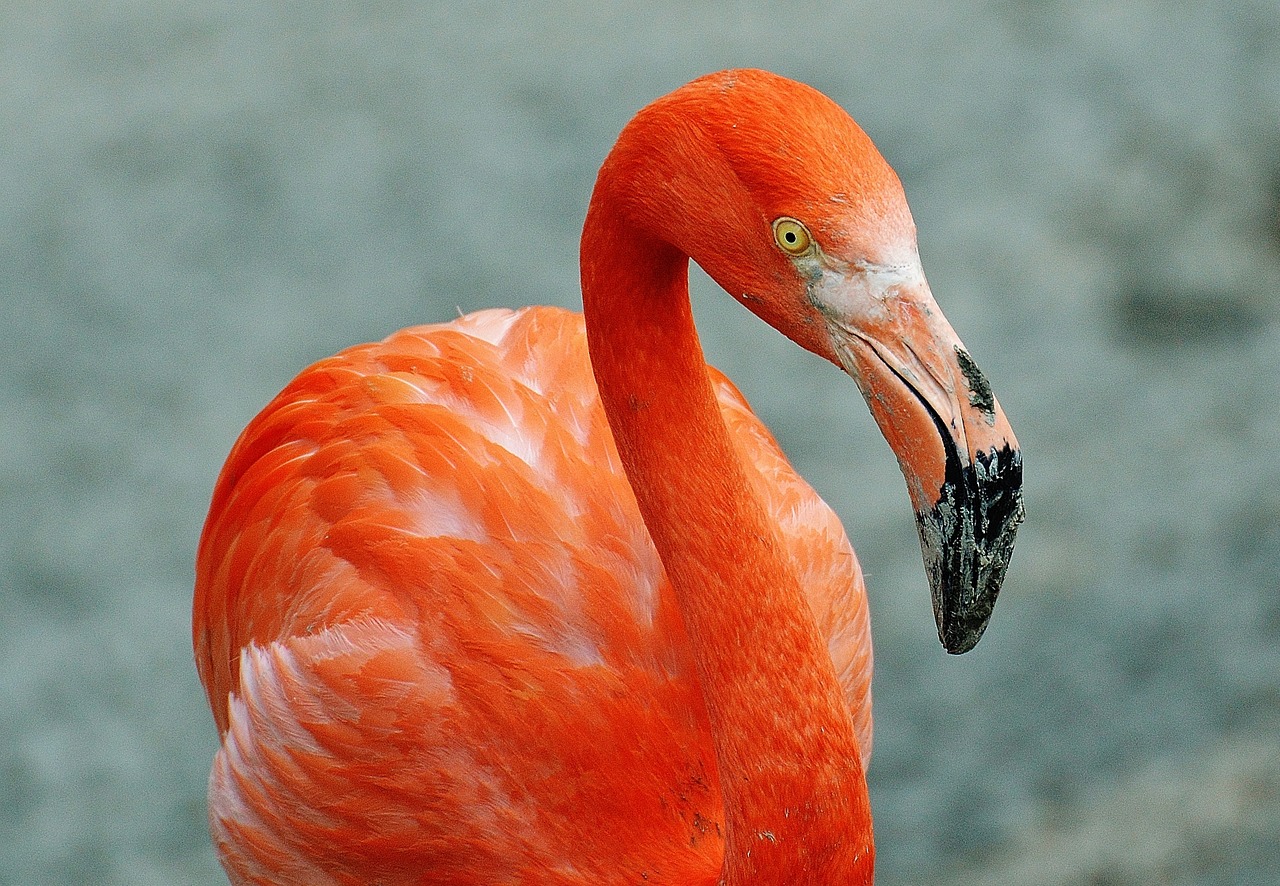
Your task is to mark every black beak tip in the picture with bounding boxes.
[916,445,1024,655]
[938,602,996,655]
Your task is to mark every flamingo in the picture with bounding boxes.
[194,69,1023,885]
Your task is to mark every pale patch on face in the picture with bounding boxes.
[802,244,927,331]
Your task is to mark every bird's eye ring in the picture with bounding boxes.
[772,217,813,256]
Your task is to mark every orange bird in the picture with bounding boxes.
[194,70,1023,885]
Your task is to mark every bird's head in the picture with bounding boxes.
[594,69,1024,653]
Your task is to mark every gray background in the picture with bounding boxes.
[4,2,1279,883]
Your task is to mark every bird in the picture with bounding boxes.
[194,69,1023,886]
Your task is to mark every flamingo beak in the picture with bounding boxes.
[827,276,1024,654]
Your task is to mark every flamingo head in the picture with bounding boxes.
[599,69,1024,653]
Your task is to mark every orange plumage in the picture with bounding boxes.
[195,69,1022,885]
[196,307,870,883]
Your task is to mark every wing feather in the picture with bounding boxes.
[195,305,870,883]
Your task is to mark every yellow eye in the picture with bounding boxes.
[772,217,813,256]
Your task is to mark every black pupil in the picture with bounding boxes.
[785,232,796,243]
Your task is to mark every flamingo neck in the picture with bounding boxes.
[581,209,874,884]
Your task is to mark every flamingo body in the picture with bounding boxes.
[196,306,871,884]
[197,69,1023,885]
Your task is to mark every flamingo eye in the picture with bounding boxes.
[772,217,813,256]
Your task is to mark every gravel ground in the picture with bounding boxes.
[3,2,1278,883]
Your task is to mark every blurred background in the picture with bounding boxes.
[3,2,1279,883]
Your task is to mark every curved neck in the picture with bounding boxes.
[581,206,874,884]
